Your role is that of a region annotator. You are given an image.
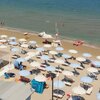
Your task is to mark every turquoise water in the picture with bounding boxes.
[0,0,100,46]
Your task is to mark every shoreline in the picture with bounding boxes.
[0,26,100,50]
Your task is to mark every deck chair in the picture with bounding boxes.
[53,89,65,99]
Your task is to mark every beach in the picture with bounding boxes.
[0,27,100,100]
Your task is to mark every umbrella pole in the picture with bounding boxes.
[51,77,54,100]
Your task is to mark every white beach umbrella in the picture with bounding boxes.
[9,37,16,41]
[68,49,78,54]
[21,44,28,48]
[96,56,100,60]
[24,32,28,35]
[34,74,46,82]
[44,44,52,48]
[30,62,41,67]
[87,67,98,73]
[29,40,36,45]
[49,51,57,55]
[62,70,74,76]
[0,39,7,43]
[19,38,27,42]
[27,52,36,56]
[0,45,7,49]
[55,59,64,64]
[0,35,7,39]
[76,57,86,62]
[72,86,86,95]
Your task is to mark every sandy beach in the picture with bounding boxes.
[0,27,100,100]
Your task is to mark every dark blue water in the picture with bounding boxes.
[0,0,100,45]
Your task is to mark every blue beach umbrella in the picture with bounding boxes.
[46,66,56,72]
[96,93,100,100]
[69,63,80,68]
[62,54,71,59]
[41,55,49,61]
[81,76,93,83]
[56,46,64,51]
[36,47,44,52]
[9,41,18,45]
[54,80,65,88]
[19,70,30,76]
[82,53,92,57]
[11,47,20,53]
[92,61,100,68]
[16,58,26,63]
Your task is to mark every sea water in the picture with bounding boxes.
[0,0,100,46]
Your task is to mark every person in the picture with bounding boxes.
[55,33,59,40]
[19,62,24,70]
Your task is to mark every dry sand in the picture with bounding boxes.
[0,27,100,100]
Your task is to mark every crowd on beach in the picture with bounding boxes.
[0,30,100,100]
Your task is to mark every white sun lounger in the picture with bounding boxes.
[86,87,93,95]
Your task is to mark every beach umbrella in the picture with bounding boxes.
[68,49,78,54]
[9,41,18,45]
[34,74,46,82]
[44,44,52,48]
[62,54,71,59]
[30,62,41,67]
[9,37,16,41]
[0,35,7,39]
[19,38,27,42]
[87,67,98,73]
[27,52,36,56]
[96,56,100,60]
[29,40,36,45]
[76,57,86,62]
[24,32,28,35]
[0,39,7,43]
[72,86,86,95]
[16,58,26,63]
[19,70,30,76]
[46,66,56,72]
[55,59,64,64]
[36,47,44,52]
[0,45,7,49]
[21,44,28,48]
[41,55,49,61]
[96,93,100,100]
[82,53,92,58]
[56,46,64,51]
[11,47,20,53]
[49,50,57,59]
[81,76,93,83]
[69,63,80,68]
[62,70,74,76]
[54,80,65,89]
[41,55,49,64]
[92,61,100,68]
[71,95,85,100]
[49,51,57,55]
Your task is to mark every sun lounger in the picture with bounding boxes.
[86,87,93,95]
[62,62,69,66]
[48,58,55,63]
[53,89,65,99]
[20,76,30,83]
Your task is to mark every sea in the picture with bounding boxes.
[0,0,100,46]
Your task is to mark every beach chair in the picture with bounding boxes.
[53,89,65,99]
[20,76,30,83]
[86,87,93,95]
